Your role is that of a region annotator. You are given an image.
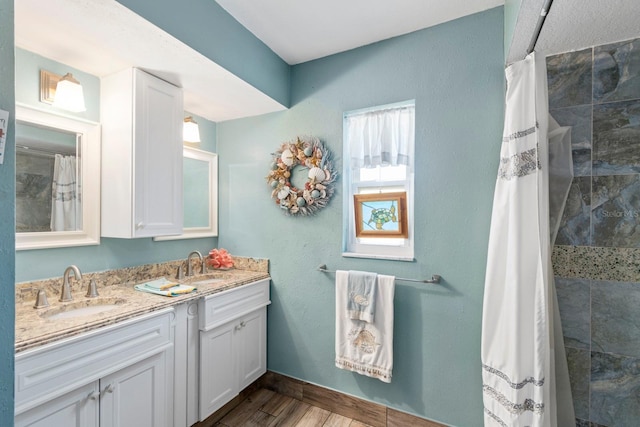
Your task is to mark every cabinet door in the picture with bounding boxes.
[100,351,168,427]
[199,321,236,421]
[15,382,99,427]
[237,308,267,390]
[132,68,184,238]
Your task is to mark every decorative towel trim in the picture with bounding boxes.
[482,364,545,389]
[348,326,379,353]
[502,125,537,142]
[497,146,540,181]
[484,408,509,427]
[335,357,392,383]
[483,385,544,415]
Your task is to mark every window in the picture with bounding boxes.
[343,101,415,260]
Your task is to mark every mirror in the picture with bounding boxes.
[15,104,101,250]
[154,146,218,241]
[16,122,78,232]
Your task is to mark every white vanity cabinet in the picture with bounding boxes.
[15,382,99,427]
[99,351,169,427]
[198,279,270,420]
[101,67,184,238]
[15,309,175,427]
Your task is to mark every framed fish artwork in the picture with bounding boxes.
[353,191,408,238]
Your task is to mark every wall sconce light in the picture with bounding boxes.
[40,69,86,113]
[183,116,201,143]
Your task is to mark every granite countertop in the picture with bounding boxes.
[15,258,269,353]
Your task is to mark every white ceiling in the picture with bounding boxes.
[507,0,640,64]
[218,0,640,66]
[14,0,504,122]
[215,0,504,65]
[15,0,639,122]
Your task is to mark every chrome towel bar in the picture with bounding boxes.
[317,264,441,284]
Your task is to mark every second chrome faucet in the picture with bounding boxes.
[187,251,205,276]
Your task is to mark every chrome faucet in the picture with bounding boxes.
[187,251,205,276]
[60,265,82,302]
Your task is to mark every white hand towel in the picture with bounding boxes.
[335,270,395,383]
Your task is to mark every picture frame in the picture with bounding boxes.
[354,192,408,238]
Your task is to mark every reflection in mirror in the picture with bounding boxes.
[16,122,80,232]
[155,147,218,241]
[15,105,101,250]
[184,156,210,228]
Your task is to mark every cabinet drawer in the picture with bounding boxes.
[199,279,270,331]
[15,308,174,414]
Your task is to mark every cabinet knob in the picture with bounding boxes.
[88,391,99,401]
[136,222,144,230]
[101,384,114,397]
[235,321,246,331]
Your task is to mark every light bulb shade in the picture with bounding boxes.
[53,73,86,113]
[183,117,201,143]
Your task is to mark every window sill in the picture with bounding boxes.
[341,252,414,262]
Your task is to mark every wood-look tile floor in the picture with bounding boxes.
[215,388,374,427]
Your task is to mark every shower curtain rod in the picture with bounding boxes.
[526,0,555,55]
[16,145,60,156]
[317,264,441,284]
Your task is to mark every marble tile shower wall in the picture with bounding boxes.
[547,38,640,427]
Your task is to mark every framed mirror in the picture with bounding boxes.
[15,104,101,250]
[155,146,218,241]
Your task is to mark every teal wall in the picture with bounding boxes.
[504,0,522,59]
[14,51,219,282]
[217,8,504,426]
[117,0,290,107]
[0,0,15,422]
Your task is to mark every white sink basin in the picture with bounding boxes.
[44,305,120,320]
[40,298,125,320]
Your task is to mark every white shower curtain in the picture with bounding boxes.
[481,53,575,426]
[50,154,78,231]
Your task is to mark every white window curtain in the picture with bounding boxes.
[347,105,414,169]
[50,154,78,231]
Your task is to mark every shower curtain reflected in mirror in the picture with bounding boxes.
[481,52,575,427]
[50,154,78,231]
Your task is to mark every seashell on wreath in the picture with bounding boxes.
[266,136,337,216]
[280,149,294,167]
[308,167,326,182]
[277,187,290,200]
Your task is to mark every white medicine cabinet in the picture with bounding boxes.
[101,68,184,239]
